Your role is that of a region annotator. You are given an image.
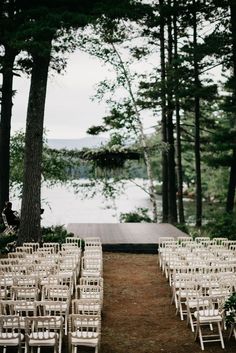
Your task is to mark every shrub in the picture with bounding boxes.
[204,211,236,240]
[120,208,152,223]
[42,225,74,244]
[175,223,190,234]
[224,293,236,328]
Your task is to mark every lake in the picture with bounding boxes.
[11,179,162,227]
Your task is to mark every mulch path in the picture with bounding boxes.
[100,252,236,353]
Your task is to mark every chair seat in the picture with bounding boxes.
[81,270,101,277]
[71,331,99,346]
[77,304,101,312]
[0,333,24,345]
[194,309,222,322]
[81,293,101,300]
[29,332,59,346]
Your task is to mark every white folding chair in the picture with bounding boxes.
[75,285,103,307]
[68,314,101,353]
[42,285,71,334]
[39,301,66,347]
[9,300,38,329]
[25,316,63,353]
[0,315,24,353]
[72,299,101,316]
[194,296,225,350]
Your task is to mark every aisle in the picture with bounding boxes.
[100,253,236,353]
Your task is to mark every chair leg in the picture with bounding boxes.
[198,326,204,351]
[217,322,225,349]
[17,342,22,353]
[187,311,195,333]
[194,324,199,342]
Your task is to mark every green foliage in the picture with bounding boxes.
[201,167,228,203]
[42,225,74,244]
[0,234,16,253]
[204,211,236,240]
[10,131,81,188]
[120,207,152,223]
[175,223,190,234]
[224,293,236,328]
[0,223,5,233]
[80,144,141,170]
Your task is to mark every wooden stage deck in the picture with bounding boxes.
[67,223,187,244]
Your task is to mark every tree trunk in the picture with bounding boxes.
[111,43,158,222]
[173,0,185,224]
[159,0,169,223]
[0,46,16,214]
[166,0,177,224]
[18,47,51,244]
[193,0,202,227]
[226,0,236,212]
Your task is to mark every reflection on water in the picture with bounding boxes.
[11,179,162,226]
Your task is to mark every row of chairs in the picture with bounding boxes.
[158,236,236,350]
[0,236,104,353]
[69,237,103,353]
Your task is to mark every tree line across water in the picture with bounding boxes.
[0,0,236,244]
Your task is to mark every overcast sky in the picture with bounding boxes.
[11,50,112,140]
[10,45,222,141]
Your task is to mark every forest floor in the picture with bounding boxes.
[96,252,236,353]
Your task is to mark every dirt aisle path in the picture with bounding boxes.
[101,252,236,353]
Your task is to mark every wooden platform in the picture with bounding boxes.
[67,223,187,244]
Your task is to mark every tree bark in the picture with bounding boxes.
[18,46,51,244]
[226,0,236,212]
[159,0,169,223]
[173,0,185,224]
[0,46,16,213]
[193,0,202,227]
[110,43,158,222]
[166,0,177,224]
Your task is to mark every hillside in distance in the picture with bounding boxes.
[48,136,107,150]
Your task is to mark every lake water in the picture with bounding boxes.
[11,179,162,227]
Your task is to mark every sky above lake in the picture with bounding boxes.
[12,50,112,139]
[10,46,221,141]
